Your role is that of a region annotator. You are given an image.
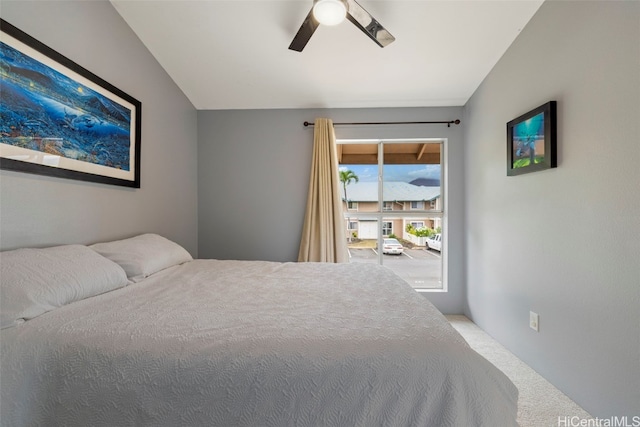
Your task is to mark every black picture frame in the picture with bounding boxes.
[506,101,556,176]
[0,19,141,188]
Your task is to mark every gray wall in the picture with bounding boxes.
[198,107,465,313]
[0,1,199,255]
[464,0,639,417]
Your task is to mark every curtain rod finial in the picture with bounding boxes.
[304,121,311,127]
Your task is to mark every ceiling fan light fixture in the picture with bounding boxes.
[289,0,395,52]
[313,0,347,26]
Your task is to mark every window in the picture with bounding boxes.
[348,221,358,230]
[338,139,445,291]
[382,221,392,236]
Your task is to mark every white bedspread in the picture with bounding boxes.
[1,260,518,426]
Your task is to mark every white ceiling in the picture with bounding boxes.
[110,0,544,110]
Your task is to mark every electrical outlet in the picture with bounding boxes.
[529,311,539,332]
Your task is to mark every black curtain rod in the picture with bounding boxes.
[303,119,461,128]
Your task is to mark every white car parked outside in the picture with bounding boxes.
[381,238,404,255]
[426,234,442,251]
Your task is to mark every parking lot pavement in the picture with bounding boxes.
[405,248,441,259]
[348,248,440,259]
[348,248,442,289]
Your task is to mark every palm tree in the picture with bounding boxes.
[339,169,359,206]
[339,169,359,241]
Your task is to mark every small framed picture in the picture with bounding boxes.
[506,101,556,176]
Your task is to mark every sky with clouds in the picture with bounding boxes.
[340,164,441,183]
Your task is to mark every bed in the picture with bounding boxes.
[0,234,518,426]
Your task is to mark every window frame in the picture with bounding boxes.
[336,138,448,292]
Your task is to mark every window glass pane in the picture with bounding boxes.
[346,219,378,265]
[382,142,441,213]
[380,217,442,289]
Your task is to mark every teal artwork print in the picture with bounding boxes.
[512,112,544,169]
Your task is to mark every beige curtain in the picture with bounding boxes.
[298,118,349,263]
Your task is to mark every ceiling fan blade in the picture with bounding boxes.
[289,8,319,52]
[345,0,395,48]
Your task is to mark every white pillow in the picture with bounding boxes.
[0,244,129,329]
[90,234,192,282]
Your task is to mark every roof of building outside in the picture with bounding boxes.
[343,182,440,202]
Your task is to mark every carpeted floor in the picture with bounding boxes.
[446,315,593,427]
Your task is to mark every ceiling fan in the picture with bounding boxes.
[289,0,395,52]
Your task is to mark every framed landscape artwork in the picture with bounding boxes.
[506,101,556,176]
[0,19,141,188]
